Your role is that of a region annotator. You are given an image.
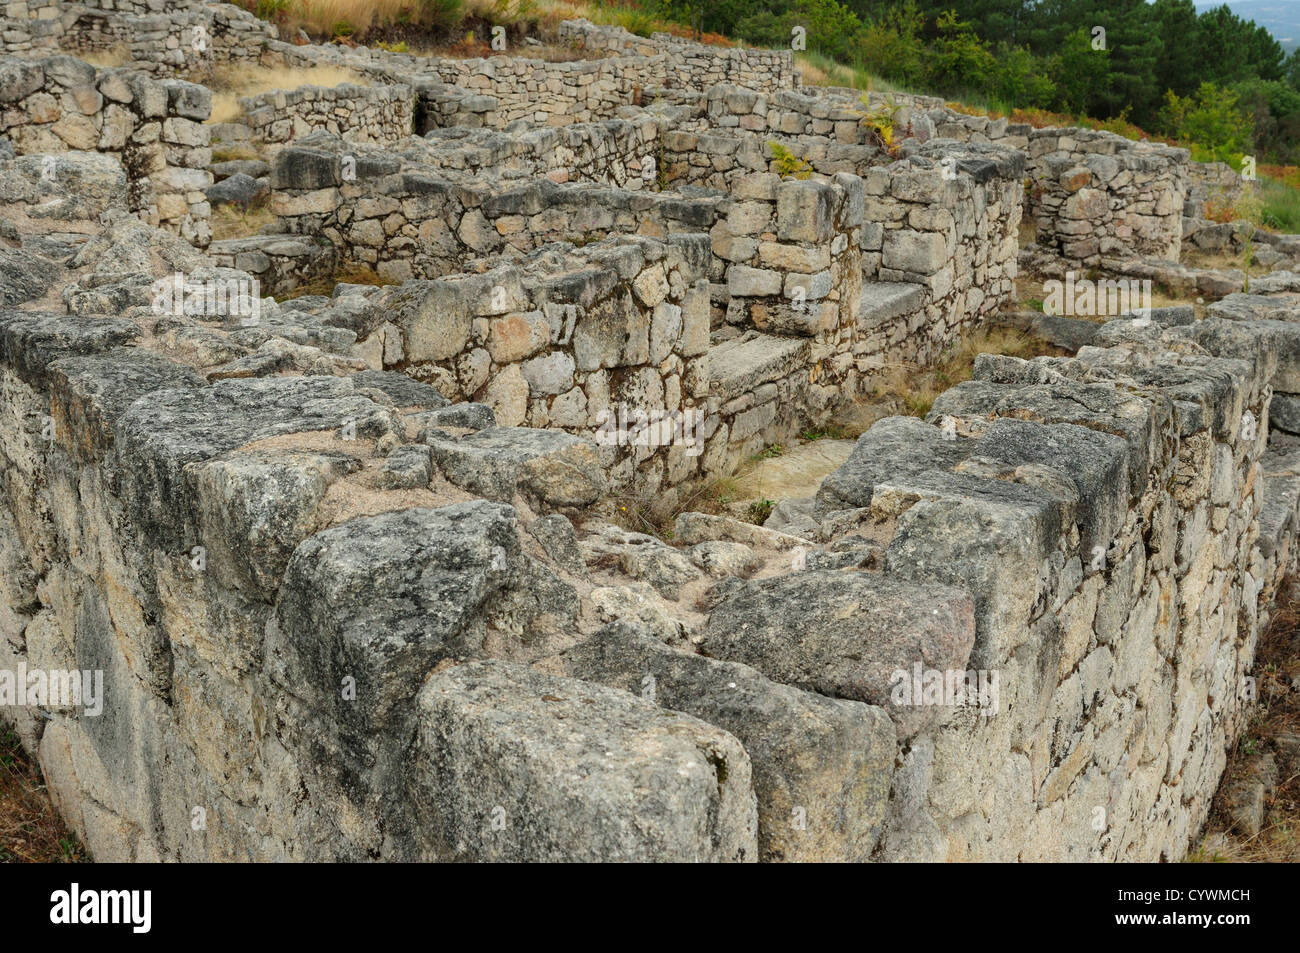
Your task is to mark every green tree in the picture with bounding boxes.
[993,44,1056,109]
[1159,82,1253,161]
[924,10,996,94]
[1051,26,1111,115]
[857,0,925,86]
[1151,0,1201,100]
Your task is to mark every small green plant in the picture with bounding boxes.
[769,141,812,180]
[800,425,849,441]
[756,443,786,459]
[1024,297,1045,313]
[859,93,904,154]
[332,20,355,39]
[746,497,775,524]
[376,40,410,53]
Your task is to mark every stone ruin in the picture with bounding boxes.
[2,1,1300,862]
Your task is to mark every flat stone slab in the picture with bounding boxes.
[698,569,976,739]
[709,332,809,402]
[1030,313,1099,352]
[409,659,759,862]
[1258,447,1300,563]
[426,426,606,510]
[1208,292,1300,323]
[858,281,925,330]
[816,415,973,513]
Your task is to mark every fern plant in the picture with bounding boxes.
[769,141,812,180]
[859,93,905,156]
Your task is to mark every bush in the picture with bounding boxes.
[923,11,996,96]
[416,0,465,31]
[856,0,924,88]
[1159,82,1253,163]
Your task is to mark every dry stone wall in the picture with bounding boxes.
[352,234,713,493]
[1185,159,1246,218]
[240,83,413,146]
[1,0,277,74]
[858,143,1023,370]
[265,134,726,284]
[1,255,1295,861]
[1025,128,1188,266]
[0,55,212,245]
[5,1,1299,865]
[785,310,1276,859]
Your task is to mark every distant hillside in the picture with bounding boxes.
[1195,0,1300,49]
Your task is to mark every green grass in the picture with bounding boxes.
[795,50,907,94]
[746,497,775,524]
[1259,177,1300,234]
[585,2,660,37]
[800,424,851,441]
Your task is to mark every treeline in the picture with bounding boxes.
[659,0,1300,165]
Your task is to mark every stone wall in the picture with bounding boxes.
[714,172,863,339]
[690,143,1023,477]
[793,310,1277,859]
[0,312,604,861]
[557,18,796,91]
[0,0,277,74]
[6,0,1292,866]
[239,83,413,146]
[1,278,1294,862]
[0,55,213,245]
[858,142,1023,369]
[659,122,880,189]
[266,135,727,283]
[1026,128,1188,266]
[352,234,711,492]
[416,114,665,188]
[1185,159,1246,219]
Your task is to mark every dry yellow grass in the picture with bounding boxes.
[1,727,85,863]
[202,64,367,124]
[1190,579,1300,862]
[277,263,398,300]
[238,0,537,40]
[794,54,861,89]
[210,201,279,241]
[867,327,1063,419]
[1013,272,1194,317]
[254,0,456,37]
[65,44,130,68]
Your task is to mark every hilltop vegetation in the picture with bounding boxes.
[238,0,1300,201]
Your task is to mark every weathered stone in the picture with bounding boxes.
[699,571,976,738]
[564,623,896,861]
[409,659,759,861]
[427,427,606,510]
